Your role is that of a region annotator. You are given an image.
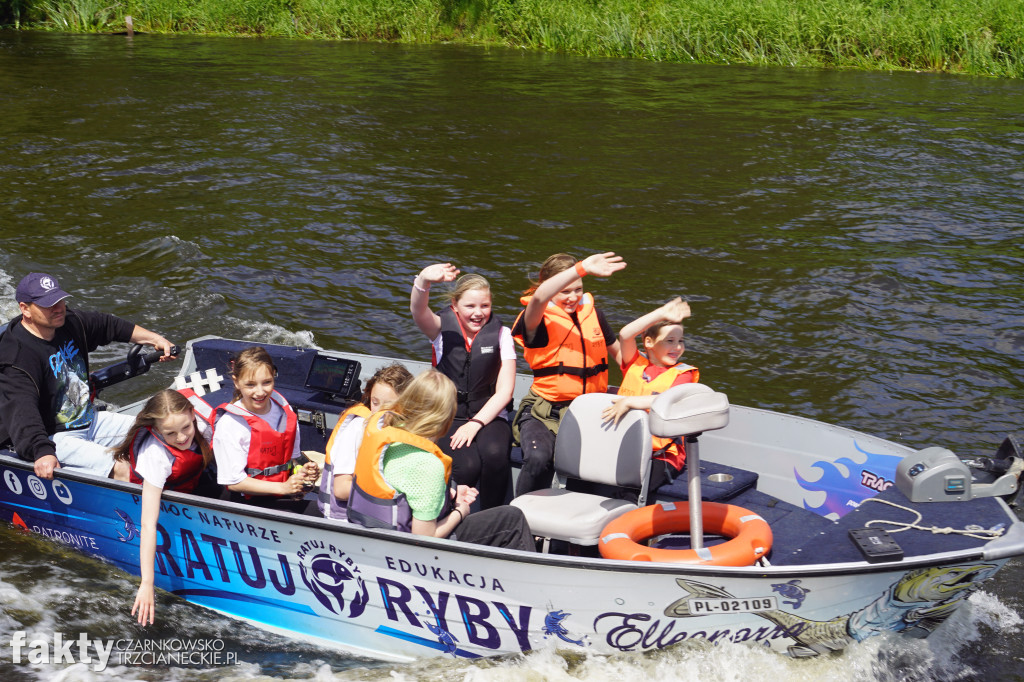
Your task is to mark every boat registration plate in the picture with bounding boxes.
[689,597,778,614]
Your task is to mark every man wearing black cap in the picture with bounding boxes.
[0,272,175,480]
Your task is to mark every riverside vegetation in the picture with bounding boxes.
[2,0,1022,78]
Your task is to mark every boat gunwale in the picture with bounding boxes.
[3,453,1016,580]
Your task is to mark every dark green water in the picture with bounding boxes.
[1,31,1022,681]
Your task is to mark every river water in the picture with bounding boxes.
[1,30,1022,681]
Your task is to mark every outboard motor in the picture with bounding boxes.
[896,435,1024,504]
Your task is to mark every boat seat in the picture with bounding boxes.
[647,385,736,506]
[648,383,730,439]
[511,393,652,546]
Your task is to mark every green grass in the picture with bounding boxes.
[3,0,1023,78]
[35,0,119,31]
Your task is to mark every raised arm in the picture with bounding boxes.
[617,297,691,367]
[521,252,626,337]
[410,263,460,340]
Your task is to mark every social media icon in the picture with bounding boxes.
[27,476,48,500]
[3,470,22,495]
[52,480,73,506]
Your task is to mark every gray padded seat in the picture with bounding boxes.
[649,383,729,439]
[646,383,731,552]
[511,393,652,545]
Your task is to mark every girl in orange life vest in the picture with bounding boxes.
[213,347,319,510]
[411,264,516,509]
[319,362,413,521]
[511,252,626,496]
[602,296,698,491]
[110,389,214,625]
[349,370,533,551]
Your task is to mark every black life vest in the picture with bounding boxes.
[434,307,504,420]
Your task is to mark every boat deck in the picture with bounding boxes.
[761,485,1010,566]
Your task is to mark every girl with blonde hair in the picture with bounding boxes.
[410,263,516,509]
[349,370,533,550]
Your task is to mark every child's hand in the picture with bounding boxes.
[132,581,155,625]
[661,297,691,323]
[601,398,632,427]
[301,461,320,488]
[419,263,460,284]
[449,420,481,449]
[284,470,309,495]
[580,252,626,278]
[454,484,478,508]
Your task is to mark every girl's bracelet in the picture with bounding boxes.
[468,418,486,428]
[412,278,429,293]
[575,261,587,277]
[452,508,464,523]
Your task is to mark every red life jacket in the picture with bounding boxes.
[618,354,700,470]
[215,391,298,483]
[127,428,205,493]
[512,292,609,403]
[177,387,215,441]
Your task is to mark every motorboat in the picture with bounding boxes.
[1,336,1021,661]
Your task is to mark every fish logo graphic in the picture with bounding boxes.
[426,613,459,656]
[115,509,138,542]
[543,609,586,647]
[298,552,369,618]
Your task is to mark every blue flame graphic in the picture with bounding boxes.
[795,441,904,518]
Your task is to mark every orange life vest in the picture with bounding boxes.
[512,292,608,403]
[319,403,372,520]
[618,354,700,469]
[324,403,372,468]
[347,412,453,531]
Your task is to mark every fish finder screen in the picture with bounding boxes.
[305,354,359,398]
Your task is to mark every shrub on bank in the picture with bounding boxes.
[2,0,1022,78]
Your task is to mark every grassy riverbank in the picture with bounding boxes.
[3,0,1023,78]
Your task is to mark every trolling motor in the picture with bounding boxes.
[895,435,1024,505]
[89,343,180,398]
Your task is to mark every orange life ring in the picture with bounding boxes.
[599,501,772,566]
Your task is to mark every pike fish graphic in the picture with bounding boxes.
[665,563,998,657]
